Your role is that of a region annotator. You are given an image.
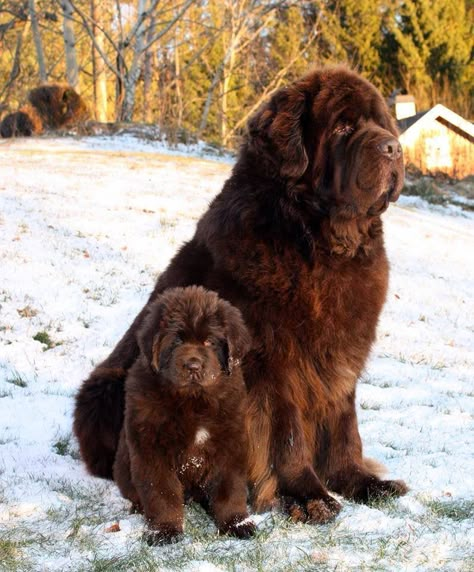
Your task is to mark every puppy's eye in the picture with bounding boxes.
[334,123,354,136]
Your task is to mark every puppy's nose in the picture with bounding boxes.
[377,138,402,160]
[184,357,202,373]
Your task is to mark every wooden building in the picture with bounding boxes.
[397,103,473,179]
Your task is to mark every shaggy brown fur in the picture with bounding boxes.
[0,84,88,138]
[112,286,255,544]
[74,65,408,523]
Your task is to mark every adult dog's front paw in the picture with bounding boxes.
[353,478,408,503]
[306,495,342,524]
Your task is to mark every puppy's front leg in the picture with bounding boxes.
[128,425,184,545]
[211,470,256,539]
[113,428,142,513]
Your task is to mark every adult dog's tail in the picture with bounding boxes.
[72,242,203,478]
[73,366,126,479]
[73,299,154,478]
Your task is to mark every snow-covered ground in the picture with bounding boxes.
[0,136,473,572]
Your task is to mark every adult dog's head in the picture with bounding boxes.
[28,84,88,128]
[247,66,404,219]
[137,286,251,393]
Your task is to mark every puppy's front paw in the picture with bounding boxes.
[219,514,256,539]
[143,523,183,546]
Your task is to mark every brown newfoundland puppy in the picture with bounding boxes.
[74,65,407,524]
[112,286,255,544]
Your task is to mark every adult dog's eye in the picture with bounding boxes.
[334,123,354,136]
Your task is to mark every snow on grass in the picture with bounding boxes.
[0,136,473,571]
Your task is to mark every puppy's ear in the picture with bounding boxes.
[217,301,251,374]
[215,339,231,376]
[247,85,309,179]
[137,299,166,373]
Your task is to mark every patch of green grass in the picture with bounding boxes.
[360,401,381,411]
[159,216,177,231]
[425,499,474,521]
[52,433,80,460]
[365,494,400,513]
[80,545,160,572]
[0,539,21,571]
[6,371,27,388]
[0,538,32,572]
[33,330,60,350]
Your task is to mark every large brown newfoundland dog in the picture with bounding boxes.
[74,66,407,523]
[113,286,255,543]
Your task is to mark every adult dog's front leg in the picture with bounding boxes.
[324,395,408,502]
[273,401,342,524]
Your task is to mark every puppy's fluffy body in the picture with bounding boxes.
[113,286,255,544]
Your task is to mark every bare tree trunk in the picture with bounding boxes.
[198,0,278,141]
[220,7,237,144]
[91,0,108,121]
[28,0,47,82]
[70,0,192,122]
[198,59,225,136]
[61,0,79,88]
[174,26,183,129]
[143,12,157,123]
[0,20,31,103]
[119,0,147,122]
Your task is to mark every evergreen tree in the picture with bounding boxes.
[388,0,473,112]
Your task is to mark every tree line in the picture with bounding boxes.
[0,0,472,147]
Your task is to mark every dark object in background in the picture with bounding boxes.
[0,108,39,138]
[0,84,88,138]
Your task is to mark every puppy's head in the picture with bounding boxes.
[137,286,251,393]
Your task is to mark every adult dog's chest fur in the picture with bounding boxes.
[239,237,389,400]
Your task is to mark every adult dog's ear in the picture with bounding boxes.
[217,301,251,374]
[137,298,166,373]
[62,88,74,102]
[247,85,309,179]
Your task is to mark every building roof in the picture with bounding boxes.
[397,110,428,132]
[395,94,416,103]
[398,104,474,143]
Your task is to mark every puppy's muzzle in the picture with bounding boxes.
[183,357,203,376]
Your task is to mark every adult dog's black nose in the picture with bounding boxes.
[184,357,203,373]
[377,138,402,160]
